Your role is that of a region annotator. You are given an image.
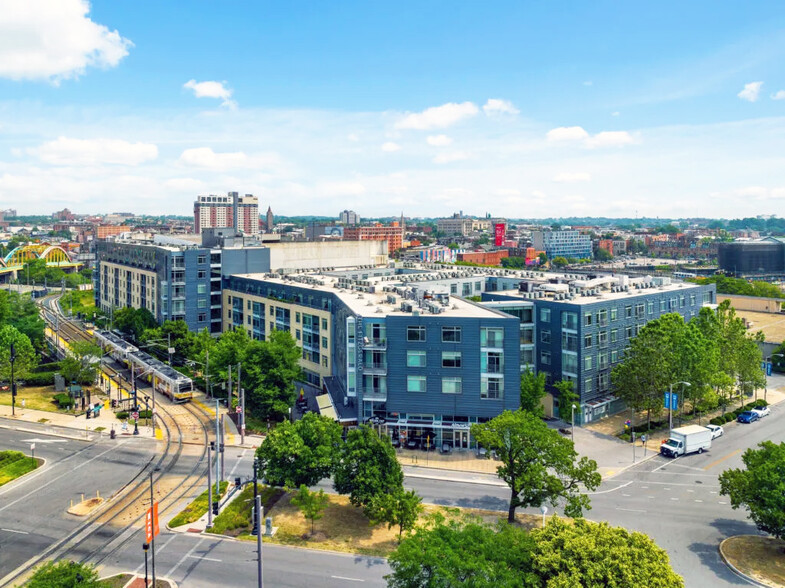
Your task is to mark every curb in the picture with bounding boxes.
[718,537,772,587]
[0,423,94,442]
[403,470,507,487]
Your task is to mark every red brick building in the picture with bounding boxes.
[343,223,404,252]
[457,250,509,266]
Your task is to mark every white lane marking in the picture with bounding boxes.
[165,537,205,577]
[687,489,695,493]
[331,576,365,582]
[616,507,647,513]
[670,497,679,501]
[664,488,672,491]
[20,438,68,444]
[640,486,649,489]
[695,500,704,503]
[590,480,633,495]
[622,493,631,497]
[187,554,222,562]
[0,442,128,512]
[653,459,674,473]
[229,448,248,477]
[1,528,29,535]
[719,501,727,505]
[135,533,178,573]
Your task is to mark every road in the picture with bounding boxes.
[0,423,155,581]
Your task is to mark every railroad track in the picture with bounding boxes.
[0,294,219,584]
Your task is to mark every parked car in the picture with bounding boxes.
[390,437,401,449]
[440,442,453,455]
[752,406,771,418]
[737,411,760,424]
[706,424,724,439]
[405,438,420,450]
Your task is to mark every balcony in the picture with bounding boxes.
[364,338,387,349]
[363,389,387,401]
[363,362,388,375]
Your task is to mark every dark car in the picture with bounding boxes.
[390,437,401,449]
[405,438,420,450]
[737,411,760,424]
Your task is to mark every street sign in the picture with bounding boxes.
[236,405,242,414]
[30,443,35,451]
[664,392,678,410]
[664,391,670,409]
[145,502,160,543]
[765,362,773,377]
[132,411,140,421]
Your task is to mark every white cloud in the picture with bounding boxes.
[178,147,279,171]
[583,81,593,86]
[319,181,366,197]
[611,111,621,116]
[585,131,635,148]
[381,141,401,152]
[483,99,519,115]
[30,136,158,165]
[552,172,592,183]
[531,190,547,199]
[183,79,236,108]
[426,134,452,146]
[395,102,478,130]
[0,0,132,82]
[433,151,470,164]
[771,90,785,101]
[734,186,785,200]
[738,81,763,102]
[164,178,205,192]
[347,133,360,141]
[546,126,590,142]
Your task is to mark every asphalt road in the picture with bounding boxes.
[0,422,155,581]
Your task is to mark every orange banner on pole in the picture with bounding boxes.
[145,502,160,543]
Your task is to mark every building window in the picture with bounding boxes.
[296,312,301,323]
[406,350,426,367]
[597,309,608,326]
[635,303,645,318]
[625,325,633,339]
[407,375,427,393]
[611,350,619,363]
[198,270,207,279]
[540,308,551,322]
[562,353,578,374]
[584,356,593,370]
[647,301,654,314]
[481,377,503,399]
[610,307,618,321]
[322,355,328,367]
[598,331,608,347]
[197,255,207,264]
[598,352,609,369]
[482,351,504,373]
[322,318,328,330]
[442,377,462,394]
[584,312,593,326]
[562,332,577,352]
[660,299,667,312]
[540,350,551,365]
[296,329,301,340]
[407,326,426,342]
[625,305,632,319]
[269,306,274,316]
[198,313,207,322]
[690,294,696,306]
[462,283,472,296]
[679,296,685,308]
[198,298,207,309]
[321,336,327,348]
[584,334,593,349]
[584,378,593,395]
[475,281,482,291]
[450,284,458,295]
[442,351,462,368]
[540,329,551,344]
[481,327,504,348]
[561,311,578,330]
[442,326,462,343]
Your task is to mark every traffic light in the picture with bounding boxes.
[234,476,241,489]
[212,501,219,515]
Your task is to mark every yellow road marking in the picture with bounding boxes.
[704,449,742,471]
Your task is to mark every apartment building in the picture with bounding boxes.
[343,224,404,252]
[222,268,521,450]
[531,229,592,260]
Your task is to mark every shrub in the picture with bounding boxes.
[709,417,722,426]
[115,411,129,420]
[53,393,73,409]
[725,413,737,423]
[34,361,62,373]
[24,372,56,386]
[754,399,768,408]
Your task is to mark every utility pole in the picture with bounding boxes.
[10,343,16,417]
[205,349,210,399]
[220,417,225,482]
[228,364,232,407]
[167,332,172,367]
[256,495,264,588]
[238,362,245,445]
[207,444,213,529]
[215,399,220,485]
[150,471,156,588]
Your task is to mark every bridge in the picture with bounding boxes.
[0,243,82,281]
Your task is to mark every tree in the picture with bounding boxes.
[290,484,330,535]
[551,256,568,268]
[520,368,546,416]
[595,248,613,262]
[719,441,785,540]
[553,380,578,418]
[333,425,404,514]
[256,412,342,487]
[113,307,157,341]
[59,340,101,386]
[471,410,601,523]
[0,325,38,381]
[243,330,302,420]
[370,488,423,538]
[531,517,684,587]
[27,560,102,587]
[386,514,539,588]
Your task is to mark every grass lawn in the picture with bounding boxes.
[99,574,132,588]
[0,451,39,487]
[206,484,284,537]
[721,535,785,587]
[0,385,99,414]
[224,488,545,557]
[59,289,96,319]
[169,481,229,528]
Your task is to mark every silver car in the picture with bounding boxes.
[752,406,771,418]
[706,424,724,439]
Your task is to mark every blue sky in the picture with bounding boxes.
[1,0,785,218]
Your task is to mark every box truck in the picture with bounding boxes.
[659,425,712,458]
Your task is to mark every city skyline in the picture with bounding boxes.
[1,1,785,218]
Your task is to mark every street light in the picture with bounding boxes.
[570,404,577,444]
[764,353,784,403]
[9,343,17,417]
[668,381,690,431]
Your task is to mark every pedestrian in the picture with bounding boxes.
[21,399,26,409]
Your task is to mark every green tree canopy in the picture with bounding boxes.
[531,517,684,588]
[256,412,342,488]
[594,248,613,261]
[27,560,102,588]
[386,514,539,588]
[113,307,157,341]
[719,441,785,540]
[370,488,423,538]
[520,368,546,417]
[551,256,568,268]
[333,425,404,514]
[59,340,101,386]
[0,325,38,381]
[242,330,302,421]
[471,410,601,523]
[290,484,330,535]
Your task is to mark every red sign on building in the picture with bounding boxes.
[494,223,506,247]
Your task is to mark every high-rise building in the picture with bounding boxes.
[265,206,274,232]
[339,210,360,225]
[343,223,405,252]
[234,193,259,235]
[194,192,259,235]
